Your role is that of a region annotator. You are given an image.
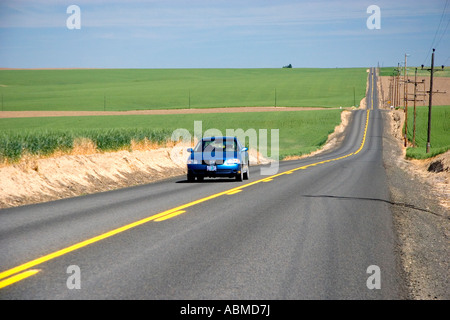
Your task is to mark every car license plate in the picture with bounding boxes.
[207,165,217,172]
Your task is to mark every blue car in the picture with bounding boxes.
[187,136,250,182]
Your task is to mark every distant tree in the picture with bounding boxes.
[283,64,292,68]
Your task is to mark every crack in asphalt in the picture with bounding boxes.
[301,194,444,217]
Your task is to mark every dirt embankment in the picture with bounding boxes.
[0,141,273,209]
[0,143,182,208]
[386,107,449,210]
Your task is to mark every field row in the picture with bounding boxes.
[0,68,367,111]
[0,110,343,162]
[1,106,448,162]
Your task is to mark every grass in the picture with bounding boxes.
[0,68,367,111]
[0,110,343,162]
[0,128,172,162]
[405,105,450,159]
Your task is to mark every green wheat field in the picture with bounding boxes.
[0,68,367,111]
[404,105,450,159]
[0,110,344,161]
[0,68,371,162]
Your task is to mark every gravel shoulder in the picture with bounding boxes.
[382,109,449,300]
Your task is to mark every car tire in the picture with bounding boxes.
[197,176,204,182]
[187,172,195,182]
[235,169,243,182]
[243,162,249,180]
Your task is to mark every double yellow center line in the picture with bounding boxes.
[0,109,371,290]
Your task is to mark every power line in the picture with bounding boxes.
[423,0,449,65]
[444,54,450,65]
[434,16,450,50]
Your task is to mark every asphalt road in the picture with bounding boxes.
[0,68,408,300]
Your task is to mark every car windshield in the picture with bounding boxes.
[194,138,237,152]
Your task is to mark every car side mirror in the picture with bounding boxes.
[241,147,248,152]
[187,148,193,153]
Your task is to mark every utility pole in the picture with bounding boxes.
[426,50,434,153]
[389,76,393,107]
[406,68,426,147]
[392,66,398,108]
[395,63,401,108]
[392,70,395,107]
[422,48,446,153]
[395,71,398,108]
[403,54,409,147]
[412,68,419,148]
[390,71,397,108]
[412,68,417,147]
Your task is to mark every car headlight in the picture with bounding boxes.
[224,158,240,165]
[187,159,200,164]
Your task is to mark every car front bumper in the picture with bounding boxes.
[187,163,241,178]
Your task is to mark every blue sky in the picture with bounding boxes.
[0,0,449,68]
